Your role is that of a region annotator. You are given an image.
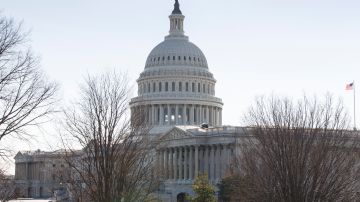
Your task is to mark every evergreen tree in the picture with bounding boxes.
[189,173,216,202]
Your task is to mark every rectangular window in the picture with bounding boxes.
[159,82,162,92]
[192,83,195,92]
[203,84,205,93]
[153,83,156,92]
[148,83,150,93]
[172,82,175,91]
[186,82,189,91]
[179,82,182,91]
[198,83,201,92]
[165,82,168,91]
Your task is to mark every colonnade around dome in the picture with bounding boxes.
[131,104,222,127]
[138,80,216,96]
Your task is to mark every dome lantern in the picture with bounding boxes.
[168,0,186,38]
[172,0,182,15]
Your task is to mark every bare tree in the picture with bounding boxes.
[0,168,17,201]
[62,72,159,202]
[0,14,57,146]
[234,95,360,202]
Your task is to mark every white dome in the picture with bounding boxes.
[145,38,208,69]
[130,1,223,129]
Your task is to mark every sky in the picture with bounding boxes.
[0,0,360,171]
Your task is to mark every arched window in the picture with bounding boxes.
[167,56,170,60]
[153,82,156,92]
[159,82,162,92]
[184,56,186,61]
[162,56,165,61]
[158,57,160,61]
[165,82,169,91]
[179,82,182,91]
[178,56,181,60]
[147,83,150,93]
[172,82,175,91]
[198,83,201,93]
[173,56,176,60]
[192,83,195,92]
[203,84,206,93]
[189,57,191,61]
[186,82,189,91]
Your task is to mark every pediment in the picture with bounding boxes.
[14,151,24,160]
[159,127,193,141]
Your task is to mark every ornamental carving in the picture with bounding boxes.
[159,127,192,141]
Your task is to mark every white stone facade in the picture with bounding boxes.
[154,126,246,201]
[13,150,70,199]
[130,1,242,201]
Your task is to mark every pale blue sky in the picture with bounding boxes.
[1,0,360,161]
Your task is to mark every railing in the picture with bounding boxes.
[130,93,223,103]
[187,126,249,136]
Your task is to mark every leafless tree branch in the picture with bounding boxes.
[231,95,360,202]
[0,14,58,150]
[61,71,159,202]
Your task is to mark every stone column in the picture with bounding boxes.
[178,147,183,180]
[225,145,230,173]
[215,107,217,126]
[194,145,199,178]
[190,105,194,125]
[204,146,209,175]
[219,109,222,126]
[184,147,188,180]
[167,105,171,125]
[210,145,215,181]
[169,148,173,179]
[148,105,151,124]
[216,145,221,180]
[182,104,187,125]
[152,105,156,125]
[165,149,169,179]
[211,107,215,126]
[160,105,164,125]
[174,148,178,180]
[221,145,226,177]
[195,106,198,124]
[175,105,179,125]
[206,106,209,124]
[189,146,193,180]
[26,162,29,180]
[162,149,166,171]
[198,106,201,124]
[214,107,218,126]
[199,105,203,124]
[157,150,162,171]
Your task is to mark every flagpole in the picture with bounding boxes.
[354,81,356,131]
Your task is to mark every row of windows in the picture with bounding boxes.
[147,55,207,66]
[150,56,203,62]
[139,81,215,95]
[140,70,213,79]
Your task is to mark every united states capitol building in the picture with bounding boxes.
[14,1,246,201]
[130,1,243,201]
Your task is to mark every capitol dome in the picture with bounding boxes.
[145,39,208,69]
[130,0,223,131]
